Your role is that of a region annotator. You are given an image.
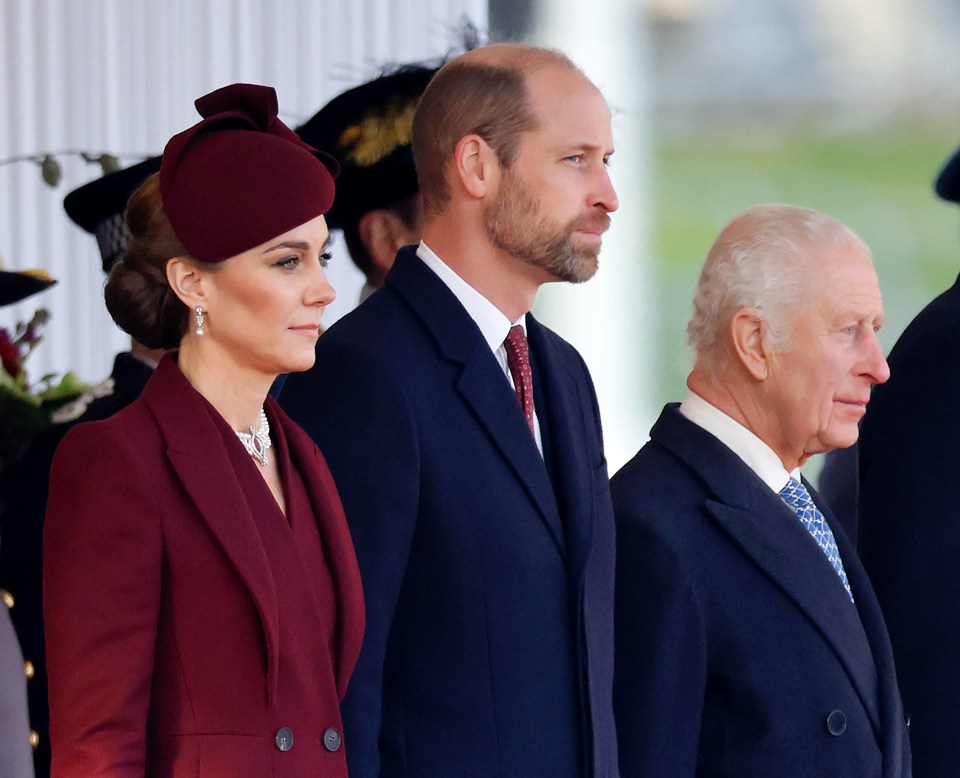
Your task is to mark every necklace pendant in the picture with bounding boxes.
[235,407,272,467]
[248,427,269,467]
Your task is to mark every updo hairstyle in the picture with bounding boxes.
[104,173,193,349]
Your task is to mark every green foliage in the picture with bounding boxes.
[0,309,88,472]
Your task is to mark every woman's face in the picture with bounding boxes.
[197,213,335,377]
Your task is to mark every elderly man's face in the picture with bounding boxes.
[763,245,889,467]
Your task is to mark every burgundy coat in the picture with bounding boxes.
[43,357,364,777]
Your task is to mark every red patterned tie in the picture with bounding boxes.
[504,325,535,435]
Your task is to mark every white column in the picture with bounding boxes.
[527,0,656,471]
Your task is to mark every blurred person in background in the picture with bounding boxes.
[42,83,363,776]
[296,63,437,305]
[858,142,960,776]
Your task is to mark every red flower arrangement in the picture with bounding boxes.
[0,327,20,378]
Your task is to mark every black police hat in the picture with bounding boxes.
[63,156,162,273]
[296,65,438,231]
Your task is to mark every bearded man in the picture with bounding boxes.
[280,43,620,778]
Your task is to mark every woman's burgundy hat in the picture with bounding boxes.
[159,83,338,263]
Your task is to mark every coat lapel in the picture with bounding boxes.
[456,348,566,553]
[527,316,597,580]
[142,358,282,699]
[704,495,881,736]
[385,249,566,555]
[653,405,882,735]
[277,404,365,698]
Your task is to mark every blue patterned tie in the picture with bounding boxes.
[779,478,854,603]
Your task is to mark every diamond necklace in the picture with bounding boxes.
[235,408,271,467]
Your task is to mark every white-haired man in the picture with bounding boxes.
[611,204,910,777]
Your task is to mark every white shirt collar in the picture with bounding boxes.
[416,242,525,352]
[415,242,542,456]
[679,390,799,493]
[358,280,379,305]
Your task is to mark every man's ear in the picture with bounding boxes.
[452,134,499,200]
[165,257,208,311]
[730,308,771,381]
[357,209,415,279]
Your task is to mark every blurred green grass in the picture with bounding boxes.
[649,114,960,409]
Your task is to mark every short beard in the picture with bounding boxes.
[483,168,608,284]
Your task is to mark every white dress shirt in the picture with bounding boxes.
[679,390,798,494]
[417,242,543,455]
